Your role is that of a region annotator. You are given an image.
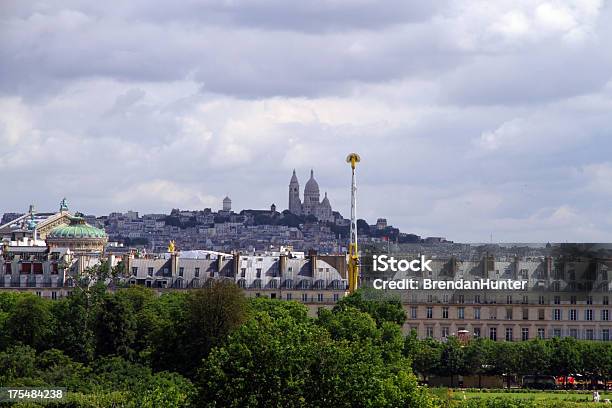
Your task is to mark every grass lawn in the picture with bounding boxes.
[453,390,610,402]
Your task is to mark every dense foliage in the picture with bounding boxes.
[0,285,433,407]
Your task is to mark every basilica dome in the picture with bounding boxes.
[304,169,319,195]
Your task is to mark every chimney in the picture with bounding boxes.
[217,255,224,276]
[232,252,240,278]
[309,249,317,276]
[279,254,287,277]
[170,252,179,276]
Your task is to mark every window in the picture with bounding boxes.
[586,309,593,321]
[195,267,200,277]
[553,309,561,320]
[241,268,246,277]
[604,296,609,306]
[521,308,528,320]
[317,293,324,302]
[51,291,57,300]
[148,267,154,276]
[475,294,481,304]
[489,327,497,341]
[426,326,434,338]
[441,327,450,338]
[286,293,292,300]
[427,294,433,303]
[458,307,465,320]
[507,295,513,304]
[411,306,417,319]
[602,310,609,321]
[426,307,433,319]
[538,309,545,320]
[301,293,308,302]
[570,309,577,321]
[474,307,481,320]
[586,329,594,340]
[537,328,545,339]
[569,328,578,339]
[522,295,529,304]
[603,329,610,341]
[538,296,545,305]
[256,268,262,278]
[522,328,529,341]
[178,267,184,276]
[587,296,593,305]
[457,294,464,304]
[506,308,513,320]
[474,327,481,338]
[333,293,339,302]
[132,267,138,275]
[554,295,560,305]
[505,328,513,341]
[553,328,562,337]
[36,291,42,297]
[442,307,449,319]
[570,296,576,304]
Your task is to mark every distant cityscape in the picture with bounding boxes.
[1,169,449,254]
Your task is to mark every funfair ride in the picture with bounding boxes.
[346,153,360,294]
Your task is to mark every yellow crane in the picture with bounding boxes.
[346,153,360,293]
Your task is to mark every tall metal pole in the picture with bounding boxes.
[346,153,360,294]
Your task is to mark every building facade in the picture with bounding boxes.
[125,250,348,303]
[362,254,612,341]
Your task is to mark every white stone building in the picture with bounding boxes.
[288,169,333,222]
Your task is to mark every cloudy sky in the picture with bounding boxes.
[1,0,612,242]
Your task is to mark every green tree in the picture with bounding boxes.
[463,338,495,387]
[439,336,465,387]
[549,336,582,387]
[95,295,137,358]
[333,288,406,326]
[6,295,53,350]
[198,307,434,408]
[519,339,551,377]
[409,338,443,380]
[183,281,247,375]
[115,286,162,360]
[0,344,37,385]
[50,292,96,362]
[249,297,309,322]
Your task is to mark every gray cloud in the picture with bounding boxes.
[1,0,612,242]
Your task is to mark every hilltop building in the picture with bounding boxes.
[288,169,333,222]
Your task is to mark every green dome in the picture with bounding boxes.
[48,217,107,239]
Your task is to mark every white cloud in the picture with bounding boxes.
[1,0,612,241]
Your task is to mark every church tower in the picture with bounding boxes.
[288,169,302,215]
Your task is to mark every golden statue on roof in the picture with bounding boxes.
[168,240,176,253]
